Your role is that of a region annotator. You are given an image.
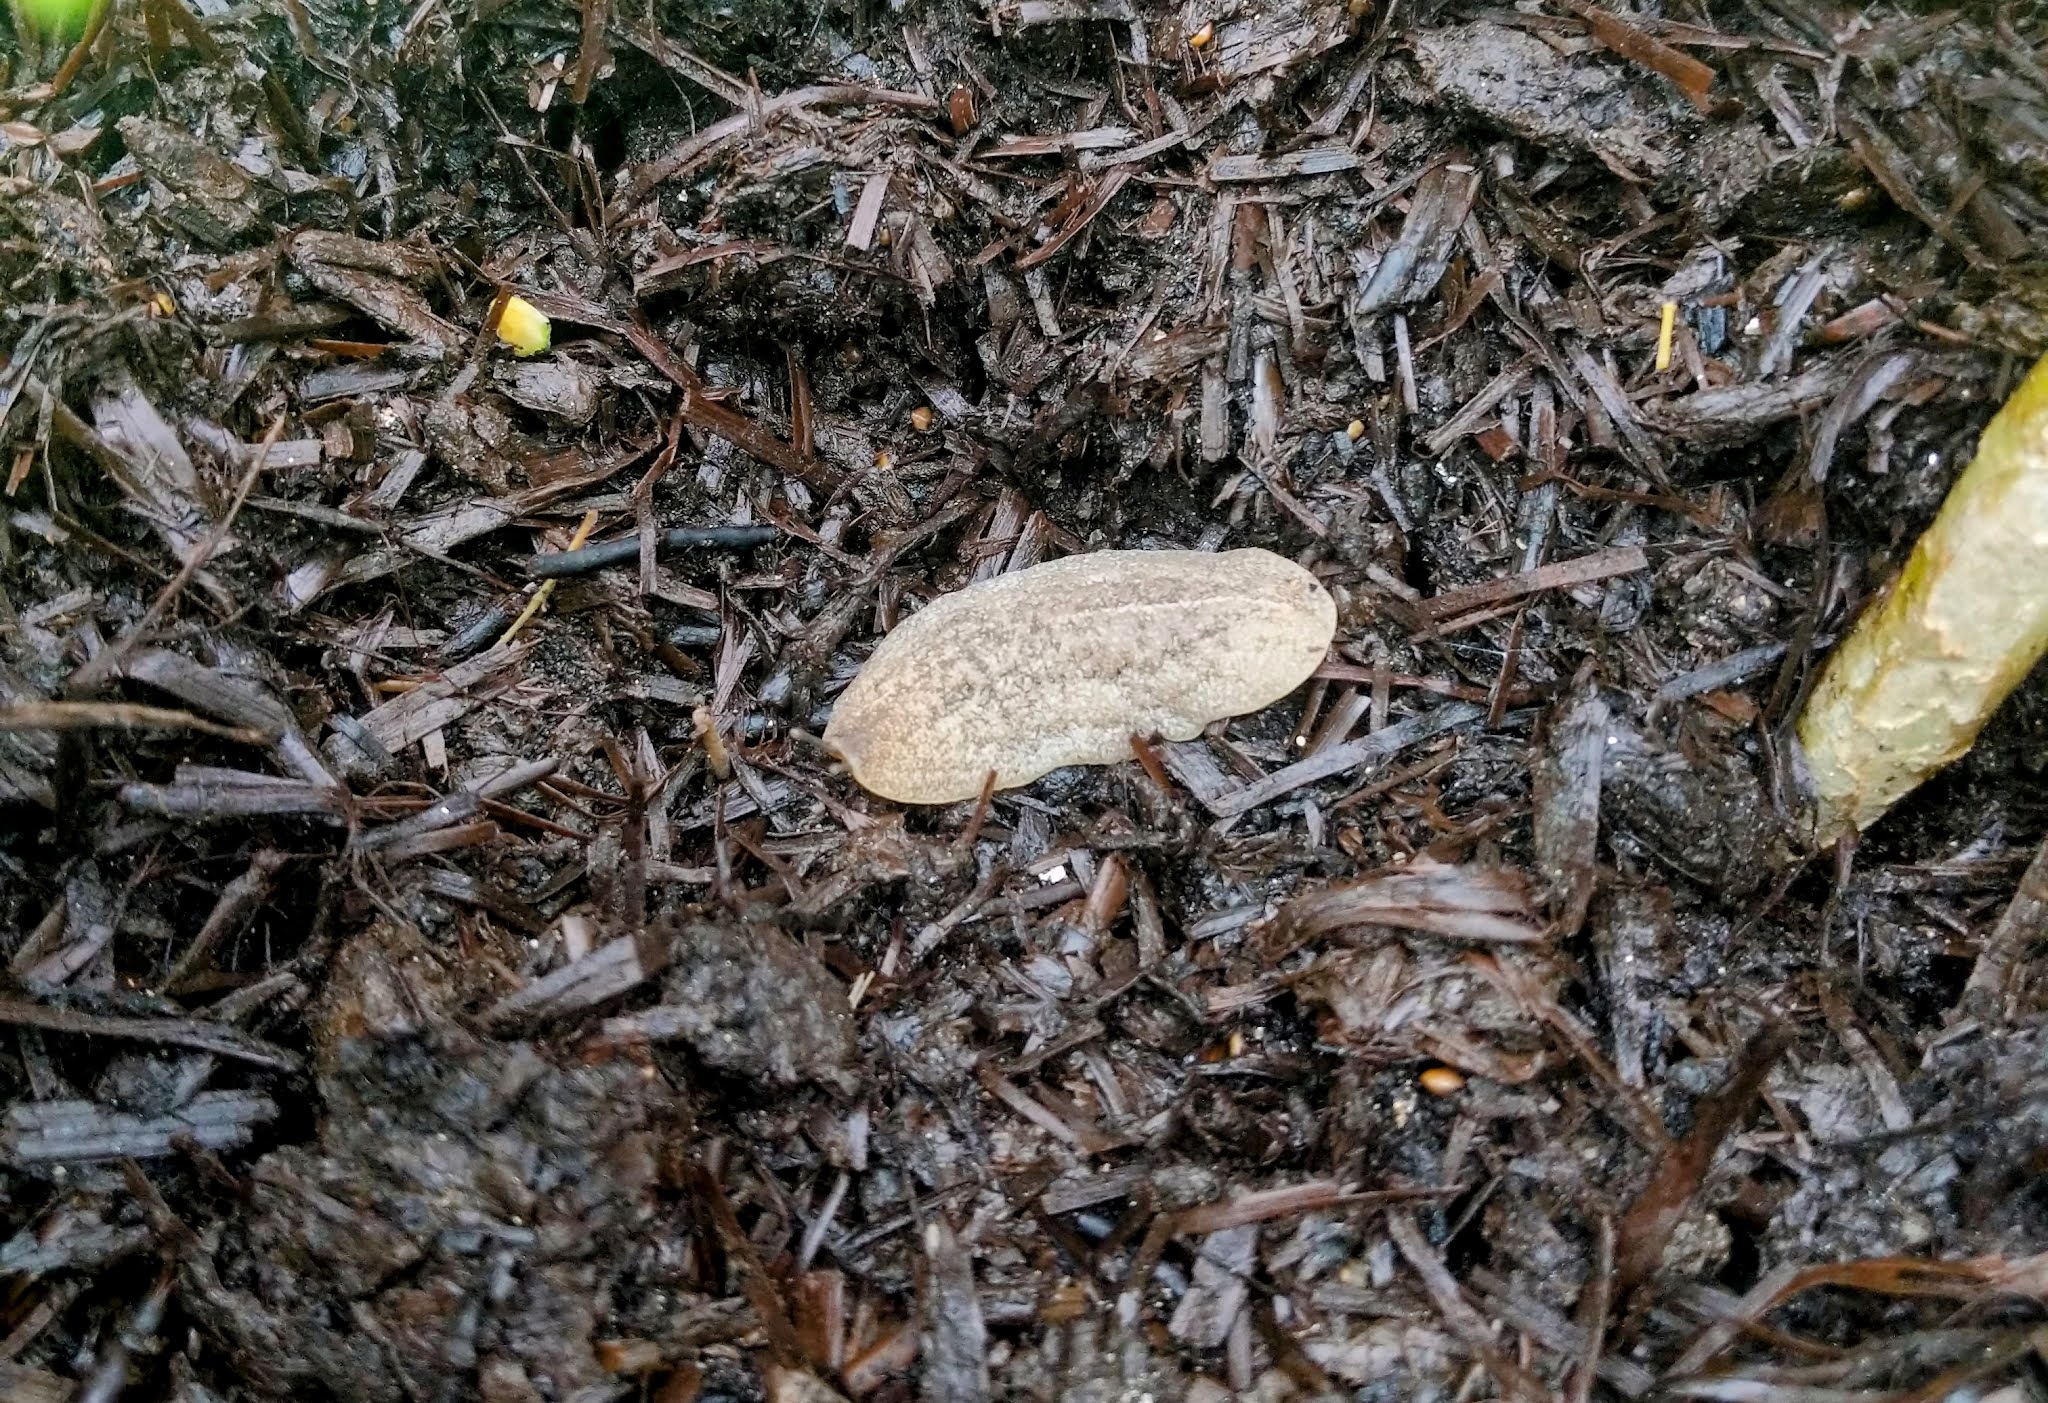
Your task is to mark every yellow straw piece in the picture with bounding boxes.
[498,510,599,647]
[1798,353,2048,842]
[1655,301,1677,372]
[496,295,552,357]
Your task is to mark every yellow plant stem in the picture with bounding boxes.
[1798,353,2048,842]
[498,510,599,647]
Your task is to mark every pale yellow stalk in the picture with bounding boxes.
[1799,353,2048,842]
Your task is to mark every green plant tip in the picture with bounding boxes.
[14,0,97,40]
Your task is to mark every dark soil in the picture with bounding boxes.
[3,0,2048,1400]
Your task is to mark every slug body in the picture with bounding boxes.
[825,548,1337,804]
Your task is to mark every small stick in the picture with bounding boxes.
[1415,545,1650,631]
[711,787,733,910]
[0,702,270,746]
[624,320,835,490]
[1292,676,1328,751]
[68,414,287,695]
[1127,733,1172,791]
[1568,1213,1615,1403]
[45,0,115,98]
[156,0,223,61]
[161,850,289,993]
[957,769,998,850]
[527,523,780,578]
[1612,1021,1793,1302]
[1486,609,1526,729]
[497,509,599,646]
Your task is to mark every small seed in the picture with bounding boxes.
[495,295,551,357]
[1419,1067,1465,1097]
[1346,419,1365,440]
[910,405,935,432]
[1188,20,1214,48]
[947,84,976,135]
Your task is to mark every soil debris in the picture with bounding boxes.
[3,0,2048,1398]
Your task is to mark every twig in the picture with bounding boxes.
[1416,546,1650,633]
[527,524,780,578]
[161,849,289,993]
[1016,168,1132,271]
[956,769,997,850]
[1563,0,1722,114]
[623,321,836,491]
[1205,703,1484,819]
[1260,858,1546,957]
[0,996,300,1071]
[68,414,287,695]
[1389,1211,1553,1403]
[0,702,271,746]
[120,770,347,822]
[2,1092,277,1166]
[1613,1021,1793,1302]
[498,509,599,646]
[45,0,115,99]
[486,929,669,1028]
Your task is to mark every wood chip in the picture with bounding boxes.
[1204,703,1483,819]
[1262,857,1548,953]
[2,1091,278,1166]
[1417,546,1650,631]
[847,171,890,251]
[1209,147,1360,183]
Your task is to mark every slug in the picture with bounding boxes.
[824,548,1337,804]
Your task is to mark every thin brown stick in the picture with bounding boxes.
[0,702,271,746]
[1016,168,1133,271]
[161,850,289,993]
[956,768,998,851]
[1614,1021,1793,1301]
[1487,608,1527,729]
[1562,0,1721,114]
[623,321,836,491]
[68,414,287,695]
[1416,545,1650,631]
[1389,1211,1553,1403]
[0,995,299,1071]
[46,0,115,98]
[1569,1213,1615,1403]
[156,0,223,61]
[1128,733,1172,791]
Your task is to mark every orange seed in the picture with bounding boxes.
[1419,1066,1465,1097]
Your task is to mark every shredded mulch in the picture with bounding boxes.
[3,0,2048,1399]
